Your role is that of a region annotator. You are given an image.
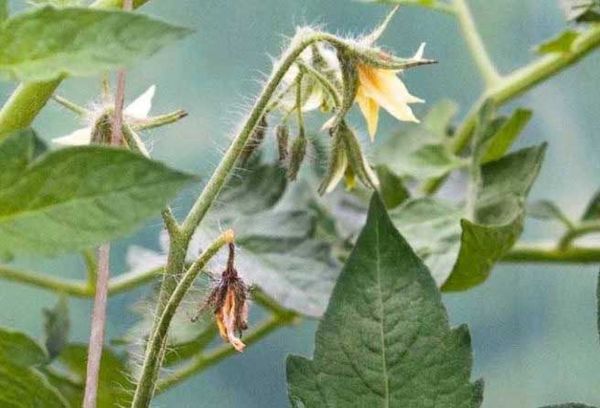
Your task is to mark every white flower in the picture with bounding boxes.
[52,85,156,146]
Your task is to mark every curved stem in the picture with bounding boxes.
[452,0,501,87]
[131,230,233,408]
[558,220,600,250]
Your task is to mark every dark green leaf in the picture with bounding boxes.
[443,144,546,291]
[0,7,191,81]
[0,327,67,407]
[375,165,409,209]
[527,200,574,228]
[0,133,195,256]
[392,145,546,290]
[481,108,532,163]
[43,297,70,360]
[582,190,600,221]
[536,30,580,54]
[0,129,38,189]
[46,345,132,408]
[287,194,482,407]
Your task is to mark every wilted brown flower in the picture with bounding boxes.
[196,243,249,352]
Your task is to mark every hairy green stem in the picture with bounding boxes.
[131,231,233,408]
[452,0,501,87]
[422,23,600,195]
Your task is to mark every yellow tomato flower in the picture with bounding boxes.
[355,65,424,141]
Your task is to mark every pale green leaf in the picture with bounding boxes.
[28,0,82,7]
[0,7,191,81]
[43,297,70,360]
[0,130,195,256]
[481,108,532,163]
[536,30,580,54]
[375,101,465,180]
[287,194,482,407]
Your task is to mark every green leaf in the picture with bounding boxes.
[0,327,67,407]
[444,144,547,291]
[287,194,482,407]
[582,190,600,221]
[0,7,191,81]
[46,345,133,408]
[536,30,580,54]
[375,165,409,209]
[43,297,70,360]
[199,171,341,317]
[0,327,48,367]
[481,108,532,163]
[375,101,465,180]
[0,131,195,256]
[527,200,574,228]
[391,144,546,290]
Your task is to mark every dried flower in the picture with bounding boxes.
[196,243,249,352]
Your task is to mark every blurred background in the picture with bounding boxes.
[1,0,599,407]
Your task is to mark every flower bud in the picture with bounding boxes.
[318,131,348,195]
[276,124,289,163]
[287,132,307,181]
[240,115,268,164]
[339,121,379,190]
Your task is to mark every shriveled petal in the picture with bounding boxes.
[124,85,156,119]
[358,65,422,123]
[355,87,380,140]
[221,290,246,352]
[52,127,93,146]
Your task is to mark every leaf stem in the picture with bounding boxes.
[502,243,600,263]
[558,220,600,250]
[0,265,91,296]
[452,0,501,87]
[131,230,234,408]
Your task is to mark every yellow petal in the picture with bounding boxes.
[356,87,380,140]
[358,65,422,123]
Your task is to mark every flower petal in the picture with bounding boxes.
[358,66,422,123]
[52,127,93,146]
[356,87,380,140]
[125,85,156,119]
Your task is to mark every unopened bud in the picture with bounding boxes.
[240,116,268,164]
[339,121,379,190]
[318,131,347,195]
[276,124,289,163]
[287,132,306,181]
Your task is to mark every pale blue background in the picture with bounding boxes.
[0,1,599,407]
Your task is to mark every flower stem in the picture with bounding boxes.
[558,220,600,250]
[131,230,234,408]
[452,0,501,87]
[502,243,600,263]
